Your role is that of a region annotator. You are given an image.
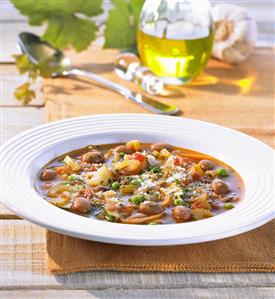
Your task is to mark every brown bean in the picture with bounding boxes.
[105,203,133,217]
[126,213,148,219]
[82,151,105,163]
[41,169,56,181]
[172,206,192,222]
[199,159,215,171]
[42,182,53,189]
[221,194,240,202]
[140,201,164,216]
[114,145,134,154]
[72,197,92,213]
[210,201,222,210]
[212,179,230,194]
[150,143,173,152]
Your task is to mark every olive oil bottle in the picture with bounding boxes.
[138,0,213,85]
[138,30,213,84]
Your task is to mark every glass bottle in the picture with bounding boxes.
[115,52,164,95]
[138,0,213,85]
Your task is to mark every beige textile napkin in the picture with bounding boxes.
[48,221,275,274]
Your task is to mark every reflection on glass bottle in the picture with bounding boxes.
[138,0,214,85]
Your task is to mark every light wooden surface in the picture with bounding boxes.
[1,1,274,298]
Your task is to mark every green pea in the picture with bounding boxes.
[131,179,142,187]
[111,182,120,190]
[216,168,229,177]
[224,203,234,210]
[129,195,145,204]
[173,198,184,206]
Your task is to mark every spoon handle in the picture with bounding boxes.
[65,68,179,115]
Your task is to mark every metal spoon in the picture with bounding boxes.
[18,32,180,115]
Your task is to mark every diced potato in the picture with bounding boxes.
[89,165,113,186]
[164,156,175,168]
[55,185,72,194]
[47,189,57,198]
[114,159,141,175]
[160,189,172,208]
[152,150,160,158]
[61,191,71,199]
[126,140,141,151]
[192,208,213,220]
[120,184,136,195]
[191,193,210,210]
[64,155,81,171]
[50,197,71,207]
[103,190,117,200]
[159,148,171,159]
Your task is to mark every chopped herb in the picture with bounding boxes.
[73,185,84,191]
[103,208,119,222]
[173,198,185,206]
[68,175,82,181]
[104,213,116,222]
[175,179,182,185]
[119,152,125,158]
[60,181,70,186]
[150,166,161,173]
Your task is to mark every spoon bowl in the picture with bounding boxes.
[18,32,71,76]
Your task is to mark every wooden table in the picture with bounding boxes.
[1,1,274,298]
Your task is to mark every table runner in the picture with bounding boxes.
[44,46,275,274]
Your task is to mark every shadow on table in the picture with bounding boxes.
[164,46,275,99]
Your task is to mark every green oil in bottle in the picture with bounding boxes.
[138,30,214,85]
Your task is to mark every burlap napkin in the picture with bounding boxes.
[48,221,275,274]
[44,46,275,274]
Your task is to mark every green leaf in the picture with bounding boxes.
[104,0,144,50]
[14,82,36,105]
[13,54,36,74]
[42,15,97,52]
[11,0,103,51]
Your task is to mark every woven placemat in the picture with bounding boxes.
[44,46,275,274]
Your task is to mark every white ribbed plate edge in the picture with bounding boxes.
[0,114,274,246]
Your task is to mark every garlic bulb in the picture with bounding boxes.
[212,4,258,64]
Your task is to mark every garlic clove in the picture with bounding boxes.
[212,4,258,64]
